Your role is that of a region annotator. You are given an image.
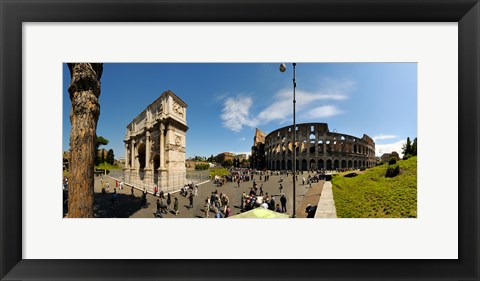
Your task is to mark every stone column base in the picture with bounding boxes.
[144,168,154,193]
[157,169,168,192]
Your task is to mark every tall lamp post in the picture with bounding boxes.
[280,63,296,218]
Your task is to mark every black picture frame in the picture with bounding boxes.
[1,0,479,280]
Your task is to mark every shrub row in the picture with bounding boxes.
[195,163,210,170]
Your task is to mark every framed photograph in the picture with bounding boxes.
[1,0,479,280]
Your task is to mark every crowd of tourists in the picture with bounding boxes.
[203,189,231,218]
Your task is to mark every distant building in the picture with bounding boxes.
[252,123,376,171]
[250,128,267,170]
[215,152,234,163]
[381,151,400,163]
[215,152,249,164]
[117,157,126,168]
[235,154,248,161]
[185,160,213,170]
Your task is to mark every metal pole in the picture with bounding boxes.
[292,63,296,218]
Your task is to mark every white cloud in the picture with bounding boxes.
[220,78,353,132]
[257,89,348,124]
[220,95,258,132]
[376,140,405,157]
[373,134,398,142]
[238,137,246,142]
[303,105,344,119]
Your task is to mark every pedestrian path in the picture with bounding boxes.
[295,181,324,218]
[314,181,337,218]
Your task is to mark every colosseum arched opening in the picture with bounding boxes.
[252,123,376,172]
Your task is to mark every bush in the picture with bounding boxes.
[344,172,358,178]
[388,158,397,165]
[195,163,210,170]
[385,165,400,178]
[359,167,366,171]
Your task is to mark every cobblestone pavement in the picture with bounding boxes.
[90,171,324,218]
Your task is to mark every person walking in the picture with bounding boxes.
[153,184,158,197]
[173,197,179,215]
[279,184,283,195]
[142,188,147,206]
[280,194,287,213]
[259,184,264,196]
[194,185,198,197]
[166,193,172,211]
[188,192,194,209]
[155,199,163,217]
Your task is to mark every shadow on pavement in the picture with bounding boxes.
[93,192,148,218]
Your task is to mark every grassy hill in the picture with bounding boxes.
[331,156,417,218]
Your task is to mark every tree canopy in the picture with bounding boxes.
[402,137,417,158]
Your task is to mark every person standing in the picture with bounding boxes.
[153,184,158,197]
[174,197,179,215]
[194,185,198,197]
[280,194,287,213]
[275,204,282,213]
[111,188,117,204]
[155,199,162,217]
[270,196,276,211]
[279,184,283,195]
[223,195,230,213]
[225,205,231,218]
[204,199,210,218]
[259,184,264,196]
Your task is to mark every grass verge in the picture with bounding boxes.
[332,156,417,218]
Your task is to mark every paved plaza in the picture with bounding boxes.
[85,171,333,218]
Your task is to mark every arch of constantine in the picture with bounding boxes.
[253,123,376,171]
[124,90,188,193]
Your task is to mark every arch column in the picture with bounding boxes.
[144,130,154,187]
[130,139,136,170]
[158,123,168,191]
[159,124,166,169]
[124,142,129,169]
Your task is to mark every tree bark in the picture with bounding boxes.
[67,63,103,218]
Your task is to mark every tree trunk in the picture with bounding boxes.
[67,63,103,218]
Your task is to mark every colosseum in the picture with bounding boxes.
[251,123,376,171]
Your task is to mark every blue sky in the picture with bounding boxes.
[63,63,417,159]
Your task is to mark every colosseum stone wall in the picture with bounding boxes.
[255,123,376,171]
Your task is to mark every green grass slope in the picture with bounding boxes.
[332,157,417,218]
